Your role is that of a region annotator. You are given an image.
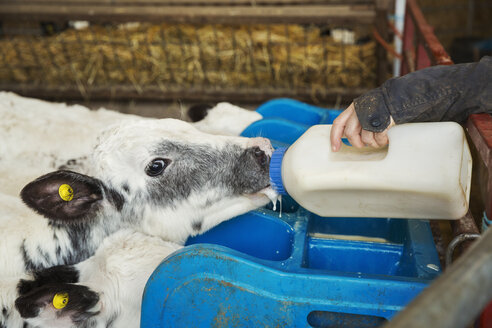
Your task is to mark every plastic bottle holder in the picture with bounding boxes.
[141,99,442,328]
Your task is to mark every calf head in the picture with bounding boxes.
[21,118,275,243]
[16,280,100,328]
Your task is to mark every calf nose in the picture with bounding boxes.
[252,146,268,168]
[248,137,273,157]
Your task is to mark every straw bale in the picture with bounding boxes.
[0,23,377,95]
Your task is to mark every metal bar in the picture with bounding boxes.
[406,0,452,66]
[451,209,481,238]
[0,5,376,25]
[383,227,492,328]
[446,209,482,266]
[400,2,414,75]
[413,26,422,69]
[403,49,415,73]
[445,233,481,267]
[372,27,403,60]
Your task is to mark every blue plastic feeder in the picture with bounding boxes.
[141,99,441,327]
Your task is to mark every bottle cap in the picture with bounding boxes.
[269,147,288,195]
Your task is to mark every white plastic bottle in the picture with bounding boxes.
[269,122,472,219]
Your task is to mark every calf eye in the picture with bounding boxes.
[146,158,170,177]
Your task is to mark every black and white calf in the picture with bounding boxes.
[0,93,275,327]
[15,230,182,328]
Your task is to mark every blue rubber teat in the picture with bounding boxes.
[269,147,288,195]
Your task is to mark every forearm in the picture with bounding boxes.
[354,56,492,132]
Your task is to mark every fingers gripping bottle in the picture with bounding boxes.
[269,123,472,220]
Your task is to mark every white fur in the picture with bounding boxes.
[192,102,262,136]
[21,230,183,328]
[0,92,138,197]
[0,93,274,328]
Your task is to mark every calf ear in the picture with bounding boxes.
[188,103,213,122]
[15,283,100,324]
[18,265,80,296]
[21,170,104,222]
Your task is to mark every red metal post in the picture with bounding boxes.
[466,114,492,220]
[480,299,492,328]
[400,0,491,324]
[400,0,452,76]
[416,41,431,70]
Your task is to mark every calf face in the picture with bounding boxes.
[21,118,275,244]
[15,282,100,328]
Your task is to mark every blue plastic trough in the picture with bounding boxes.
[141,99,441,328]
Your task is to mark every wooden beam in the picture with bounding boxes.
[4,0,374,5]
[0,84,368,103]
[0,4,375,24]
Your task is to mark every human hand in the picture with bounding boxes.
[330,102,395,152]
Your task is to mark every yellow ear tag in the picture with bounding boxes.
[53,292,69,309]
[58,184,74,202]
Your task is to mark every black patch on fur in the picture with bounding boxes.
[36,246,52,266]
[103,186,125,212]
[1,307,7,328]
[21,170,104,222]
[192,220,203,232]
[21,241,38,272]
[57,156,88,171]
[146,142,270,206]
[15,283,99,322]
[18,265,79,296]
[21,221,95,272]
[187,103,213,122]
[106,313,118,328]
[122,183,130,193]
[49,221,95,267]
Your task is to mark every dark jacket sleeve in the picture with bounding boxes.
[353,56,492,132]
